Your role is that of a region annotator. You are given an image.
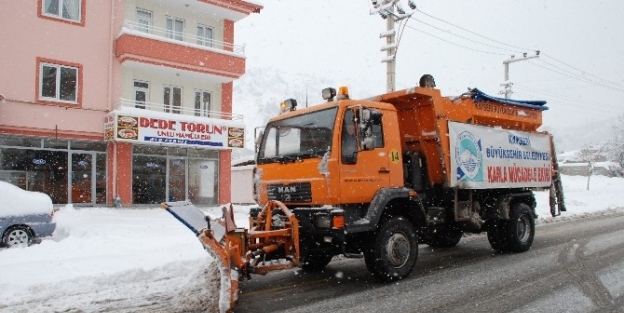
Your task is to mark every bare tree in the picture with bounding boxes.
[577,146,600,190]
[607,114,624,165]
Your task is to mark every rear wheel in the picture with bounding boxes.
[364,217,418,282]
[487,221,507,252]
[487,203,535,253]
[504,203,535,252]
[2,226,32,247]
[427,226,463,248]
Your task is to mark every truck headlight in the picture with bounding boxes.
[313,213,331,229]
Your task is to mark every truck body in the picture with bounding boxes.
[253,80,563,277]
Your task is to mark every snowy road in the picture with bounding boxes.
[1,175,623,312]
[235,210,624,313]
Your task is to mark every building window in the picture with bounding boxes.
[166,17,184,41]
[38,60,80,104]
[136,9,152,33]
[197,25,213,47]
[41,0,82,23]
[134,80,149,109]
[194,90,211,117]
[164,86,182,114]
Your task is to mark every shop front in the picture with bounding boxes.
[0,136,107,205]
[105,109,245,206]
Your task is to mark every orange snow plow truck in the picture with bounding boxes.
[162,75,565,312]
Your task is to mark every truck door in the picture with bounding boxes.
[339,108,390,204]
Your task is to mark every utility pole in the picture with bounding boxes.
[500,51,540,99]
[370,0,416,93]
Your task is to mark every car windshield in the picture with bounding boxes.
[257,107,337,164]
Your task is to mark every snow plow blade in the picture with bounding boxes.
[161,200,301,313]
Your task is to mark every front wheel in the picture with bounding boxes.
[2,226,32,247]
[364,217,418,282]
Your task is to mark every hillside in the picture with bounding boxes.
[232,66,616,159]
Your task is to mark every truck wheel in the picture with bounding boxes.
[427,226,463,248]
[364,217,418,282]
[503,203,535,253]
[487,221,508,252]
[301,252,333,271]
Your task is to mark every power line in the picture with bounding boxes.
[413,9,624,94]
[409,17,523,54]
[541,53,624,89]
[527,61,624,94]
[401,23,508,56]
[414,8,533,52]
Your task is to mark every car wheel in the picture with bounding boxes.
[2,226,32,247]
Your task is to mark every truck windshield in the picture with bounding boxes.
[257,107,337,164]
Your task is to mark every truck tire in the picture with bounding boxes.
[503,203,535,252]
[487,203,535,253]
[487,221,508,252]
[301,252,333,271]
[364,216,418,282]
[427,226,463,248]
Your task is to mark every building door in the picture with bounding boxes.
[70,153,94,204]
[134,80,149,109]
[167,158,186,201]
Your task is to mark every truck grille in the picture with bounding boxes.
[267,182,312,203]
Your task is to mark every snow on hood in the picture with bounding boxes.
[0,181,53,217]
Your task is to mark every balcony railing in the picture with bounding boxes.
[121,20,245,55]
[115,99,243,121]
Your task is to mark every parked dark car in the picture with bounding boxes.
[0,181,56,247]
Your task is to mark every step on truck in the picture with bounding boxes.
[163,75,565,312]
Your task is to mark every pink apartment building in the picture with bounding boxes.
[0,0,262,206]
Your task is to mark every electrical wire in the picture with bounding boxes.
[541,53,624,89]
[402,23,508,56]
[409,17,524,54]
[414,8,533,52]
[413,8,624,93]
[527,61,624,94]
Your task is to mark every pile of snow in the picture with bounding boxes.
[0,175,623,312]
[0,181,53,217]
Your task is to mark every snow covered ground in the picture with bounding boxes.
[1,174,623,312]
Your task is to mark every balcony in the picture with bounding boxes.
[114,98,243,121]
[115,20,246,80]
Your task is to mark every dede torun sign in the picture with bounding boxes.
[104,112,245,149]
[449,121,552,189]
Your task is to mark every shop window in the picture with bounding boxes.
[0,148,69,204]
[39,0,85,26]
[132,155,166,204]
[37,58,82,106]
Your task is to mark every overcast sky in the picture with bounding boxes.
[235,1,624,130]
